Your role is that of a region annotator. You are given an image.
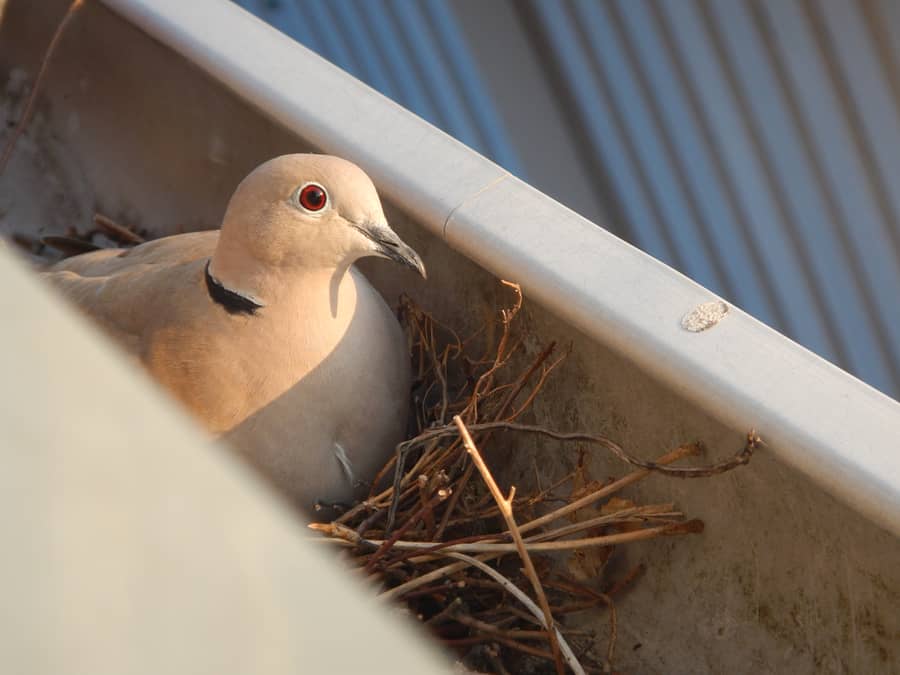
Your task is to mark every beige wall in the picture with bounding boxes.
[0,247,451,674]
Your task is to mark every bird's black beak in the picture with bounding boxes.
[353,222,427,279]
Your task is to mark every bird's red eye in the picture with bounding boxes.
[298,184,327,211]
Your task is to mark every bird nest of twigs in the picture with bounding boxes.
[311,282,759,675]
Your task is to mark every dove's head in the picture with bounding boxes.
[216,154,425,278]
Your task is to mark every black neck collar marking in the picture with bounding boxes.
[204,260,263,315]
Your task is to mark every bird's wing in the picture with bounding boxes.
[41,231,219,352]
[47,230,218,276]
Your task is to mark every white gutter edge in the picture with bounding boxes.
[100,0,900,536]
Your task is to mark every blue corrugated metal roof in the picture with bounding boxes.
[521,0,900,395]
[233,0,900,399]
[233,0,523,175]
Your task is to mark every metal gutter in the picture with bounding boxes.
[101,0,900,535]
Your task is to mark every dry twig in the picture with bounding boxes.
[454,415,566,674]
[444,552,585,675]
[0,0,86,177]
[93,213,145,244]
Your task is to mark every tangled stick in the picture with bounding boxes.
[310,285,757,673]
[454,416,566,673]
[400,421,758,478]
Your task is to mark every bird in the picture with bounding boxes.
[42,154,426,513]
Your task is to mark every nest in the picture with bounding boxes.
[311,283,759,675]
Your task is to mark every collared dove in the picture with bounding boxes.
[42,154,425,512]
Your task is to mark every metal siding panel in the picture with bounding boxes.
[689,1,846,361]
[529,1,683,267]
[421,0,524,175]
[232,0,522,172]
[298,0,359,73]
[386,0,485,151]
[352,1,443,126]
[707,0,890,382]
[817,0,900,254]
[233,0,323,51]
[571,0,737,300]
[862,1,900,143]
[657,1,833,347]
[610,0,788,331]
[761,0,900,390]
[874,0,900,75]
[327,0,398,98]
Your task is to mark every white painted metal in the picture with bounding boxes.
[101,0,900,535]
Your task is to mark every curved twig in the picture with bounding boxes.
[0,0,86,177]
[314,520,700,555]
[443,552,586,675]
[454,416,565,675]
[394,422,760,479]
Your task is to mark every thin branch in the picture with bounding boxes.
[434,340,561,540]
[517,443,699,536]
[364,491,450,573]
[0,0,86,177]
[546,579,617,671]
[441,635,555,663]
[314,520,699,555]
[454,415,565,674]
[93,213,145,244]
[375,442,698,602]
[453,613,551,642]
[444,551,586,675]
[527,504,680,543]
[395,422,759,479]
